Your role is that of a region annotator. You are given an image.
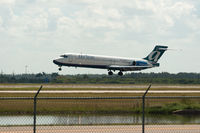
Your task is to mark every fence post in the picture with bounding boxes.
[142,84,151,133]
[33,85,43,133]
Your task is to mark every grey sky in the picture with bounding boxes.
[0,0,199,74]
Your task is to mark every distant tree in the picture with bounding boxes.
[10,74,16,83]
[51,72,59,78]
[42,72,46,76]
[83,74,89,79]
[35,73,43,78]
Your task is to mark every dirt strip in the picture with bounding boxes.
[0,125,200,133]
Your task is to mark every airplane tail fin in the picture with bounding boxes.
[144,45,168,63]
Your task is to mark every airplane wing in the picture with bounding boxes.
[108,65,152,71]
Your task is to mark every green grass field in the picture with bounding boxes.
[1,97,200,115]
[0,84,200,91]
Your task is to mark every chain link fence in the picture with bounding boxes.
[0,91,200,132]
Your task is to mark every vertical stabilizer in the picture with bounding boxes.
[144,45,168,63]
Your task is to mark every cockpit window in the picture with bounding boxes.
[60,55,68,58]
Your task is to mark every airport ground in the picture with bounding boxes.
[0,84,200,97]
[1,84,200,133]
[1,84,200,90]
[1,125,200,133]
[0,84,200,115]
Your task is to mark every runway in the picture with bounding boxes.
[1,90,200,93]
[0,84,200,89]
[0,125,200,133]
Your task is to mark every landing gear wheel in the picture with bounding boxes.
[118,71,123,76]
[58,67,62,71]
[108,71,113,75]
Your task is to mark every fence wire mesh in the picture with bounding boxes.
[144,97,200,133]
[0,97,200,133]
[0,99,33,133]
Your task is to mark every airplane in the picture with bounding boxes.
[53,45,168,76]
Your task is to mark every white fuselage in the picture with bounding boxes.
[53,45,167,75]
[53,53,151,71]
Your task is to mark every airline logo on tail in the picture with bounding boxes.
[148,51,161,62]
[144,45,168,63]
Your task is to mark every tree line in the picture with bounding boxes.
[0,72,200,84]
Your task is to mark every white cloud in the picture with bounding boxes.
[126,16,145,32]
[89,6,121,19]
[57,16,75,30]
[133,1,194,28]
[48,8,62,17]
[0,16,3,26]
[0,0,15,5]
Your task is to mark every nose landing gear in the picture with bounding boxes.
[58,67,62,71]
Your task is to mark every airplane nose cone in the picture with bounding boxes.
[53,60,58,64]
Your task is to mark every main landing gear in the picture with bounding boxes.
[118,71,123,76]
[108,70,123,76]
[108,70,113,75]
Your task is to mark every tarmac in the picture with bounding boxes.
[1,90,200,93]
[0,125,200,133]
[0,84,200,89]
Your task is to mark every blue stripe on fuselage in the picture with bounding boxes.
[136,61,148,66]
